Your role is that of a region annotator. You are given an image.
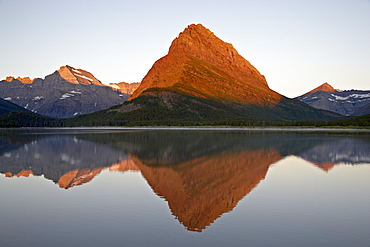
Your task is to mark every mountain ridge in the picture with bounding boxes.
[129,24,281,106]
[296,82,370,116]
[58,65,105,86]
[304,82,336,94]
[0,98,29,116]
[109,82,141,95]
[100,23,342,122]
[0,65,128,118]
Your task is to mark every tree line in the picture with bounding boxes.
[1,110,369,128]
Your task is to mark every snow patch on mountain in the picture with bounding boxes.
[331,93,370,101]
[33,96,43,101]
[296,83,370,116]
[71,68,82,74]
[110,84,120,90]
[60,91,82,100]
[75,74,93,81]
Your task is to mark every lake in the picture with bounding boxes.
[0,128,369,247]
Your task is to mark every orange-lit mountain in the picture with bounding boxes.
[98,24,341,122]
[304,82,337,95]
[130,24,280,106]
[109,82,141,95]
[4,76,37,84]
[58,65,105,86]
[131,149,282,232]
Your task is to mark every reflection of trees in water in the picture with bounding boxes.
[0,130,369,229]
[1,130,369,184]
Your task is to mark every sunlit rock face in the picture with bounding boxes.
[121,24,339,122]
[296,82,370,116]
[0,65,128,118]
[58,65,105,86]
[131,149,282,232]
[4,76,37,84]
[109,82,140,95]
[129,24,282,106]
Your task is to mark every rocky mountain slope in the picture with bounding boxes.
[0,97,29,116]
[0,65,129,118]
[296,82,370,116]
[109,82,140,95]
[98,24,341,122]
[130,24,280,106]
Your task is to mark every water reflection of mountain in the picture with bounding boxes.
[0,134,133,188]
[132,149,281,231]
[0,130,369,230]
[298,138,370,167]
[1,130,369,186]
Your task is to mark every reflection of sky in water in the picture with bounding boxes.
[0,130,370,247]
[210,157,370,247]
[1,160,369,247]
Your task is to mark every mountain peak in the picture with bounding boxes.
[57,65,104,86]
[3,76,37,84]
[169,23,224,54]
[130,24,277,105]
[173,23,215,45]
[168,23,254,71]
[307,82,336,94]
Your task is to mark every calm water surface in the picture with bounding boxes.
[0,128,369,247]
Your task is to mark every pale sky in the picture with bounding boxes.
[1,0,369,98]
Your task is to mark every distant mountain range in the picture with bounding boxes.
[67,24,341,124]
[296,82,370,116]
[0,24,368,124]
[0,65,138,118]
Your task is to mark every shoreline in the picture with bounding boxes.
[2,126,370,132]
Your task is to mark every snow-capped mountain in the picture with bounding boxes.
[0,65,130,118]
[295,83,370,116]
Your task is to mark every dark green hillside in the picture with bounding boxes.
[0,104,366,128]
[62,87,342,127]
[63,89,251,126]
[0,98,29,116]
[0,111,56,127]
[316,113,370,127]
[0,88,348,128]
